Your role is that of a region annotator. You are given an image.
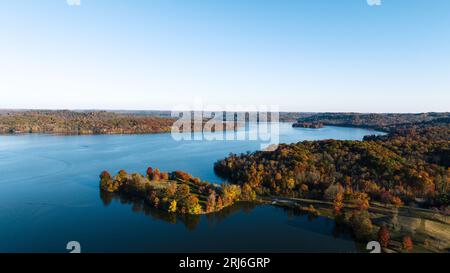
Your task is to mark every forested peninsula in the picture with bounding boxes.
[99,168,254,215]
[214,113,449,252]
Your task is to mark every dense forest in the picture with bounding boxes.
[0,110,239,135]
[214,116,449,248]
[99,167,252,215]
[292,112,449,132]
[5,110,442,135]
[215,118,449,209]
[0,110,176,134]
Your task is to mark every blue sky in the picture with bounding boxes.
[0,0,449,112]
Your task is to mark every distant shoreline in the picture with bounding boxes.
[0,110,239,136]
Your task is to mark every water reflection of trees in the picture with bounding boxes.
[204,202,258,227]
[100,191,258,230]
[278,205,319,221]
[100,190,353,240]
[275,205,354,240]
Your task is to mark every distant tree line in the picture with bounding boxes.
[0,110,176,134]
[0,110,239,135]
[293,112,449,132]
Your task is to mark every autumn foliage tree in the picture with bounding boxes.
[176,184,190,199]
[168,200,177,213]
[206,191,216,213]
[222,184,241,206]
[146,167,153,178]
[353,192,370,211]
[333,190,344,215]
[391,196,404,208]
[166,182,177,196]
[402,235,413,251]
[216,196,224,210]
[173,170,193,181]
[241,183,256,201]
[153,168,161,181]
[186,195,202,214]
[100,170,111,180]
[275,173,282,181]
[161,172,169,180]
[118,170,127,177]
[377,226,390,248]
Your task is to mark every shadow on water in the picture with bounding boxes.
[100,190,353,241]
[273,205,355,240]
[100,190,259,230]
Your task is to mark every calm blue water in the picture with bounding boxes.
[0,123,383,252]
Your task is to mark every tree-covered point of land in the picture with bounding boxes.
[214,120,449,210]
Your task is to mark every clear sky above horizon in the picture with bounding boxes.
[0,0,449,113]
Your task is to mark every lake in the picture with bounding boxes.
[0,123,384,252]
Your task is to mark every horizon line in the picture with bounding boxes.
[0,108,448,115]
